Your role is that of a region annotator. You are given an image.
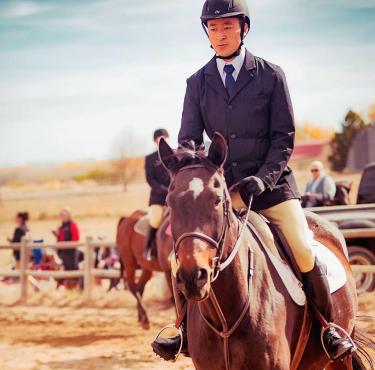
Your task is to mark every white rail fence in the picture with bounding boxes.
[0,238,120,304]
[0,235,374,305]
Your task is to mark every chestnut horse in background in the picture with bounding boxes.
[116,210,173,329]
[158,133,374,370]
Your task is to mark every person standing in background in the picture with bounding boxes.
[143,129,171,260]
[53,207,80,288]
[303,161,336,207]
[7,212,29,269]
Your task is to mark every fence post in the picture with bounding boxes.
[19,237,29,304]
[83,237,94,303]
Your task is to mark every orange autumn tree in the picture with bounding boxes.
[295,122,334,142]
[368,103,375,124]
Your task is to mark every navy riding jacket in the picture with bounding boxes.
[178,49,300,211]
[145,151,170,206]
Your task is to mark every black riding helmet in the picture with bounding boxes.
[200,0,250,59]
[153,128,169,141]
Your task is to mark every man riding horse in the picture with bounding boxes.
[152,0,355,362]
[144,128,170,260]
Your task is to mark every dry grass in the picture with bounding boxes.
[0,182,149,222]
[0,167,362,222]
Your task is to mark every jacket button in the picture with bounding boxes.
[228,104,233,110]
[232,162,237,167]
[230,134,236,139]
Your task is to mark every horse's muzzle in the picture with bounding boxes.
[176,267,211,301]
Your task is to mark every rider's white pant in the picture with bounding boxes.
[231,194,315,273]
[148,204,164,229]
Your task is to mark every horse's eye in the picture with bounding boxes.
[213,179,220,188]
[215,196,222,206]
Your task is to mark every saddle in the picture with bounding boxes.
[245,211,350,369]
[245,210,347,306]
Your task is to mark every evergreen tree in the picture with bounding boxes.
[328,110,366,171]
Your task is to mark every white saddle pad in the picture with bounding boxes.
[259,229,347,306]
[134,215,150,236]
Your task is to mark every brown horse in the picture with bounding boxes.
[158,133,373,370]
[116,210,173,329]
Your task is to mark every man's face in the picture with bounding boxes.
[207,17,247,59]
[60,211,70,223]
[310,168,320,180]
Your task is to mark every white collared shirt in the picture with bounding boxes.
[216,47,245,86]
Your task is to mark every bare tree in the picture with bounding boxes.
[111,129,144,191]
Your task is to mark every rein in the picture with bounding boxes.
[171,164,254,369]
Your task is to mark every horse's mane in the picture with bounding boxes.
[164,141,218,173]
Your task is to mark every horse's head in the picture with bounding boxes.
[159,133,230,301]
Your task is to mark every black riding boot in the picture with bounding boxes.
[302,258,355,360]
[143,226,158,261]
[151,320,188,361]
[151,276,189,361]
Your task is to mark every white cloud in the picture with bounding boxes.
[0,1,52,19]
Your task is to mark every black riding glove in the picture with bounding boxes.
[231,176,266,197]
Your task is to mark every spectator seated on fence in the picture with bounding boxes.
[7,212,29,269]
[52,207,80,289]
[302,161,336,207]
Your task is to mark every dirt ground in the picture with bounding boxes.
[0,283,373,370]
[0,279,193,370]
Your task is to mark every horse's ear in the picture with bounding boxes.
[208,132,227,168]
[158,138,178,172]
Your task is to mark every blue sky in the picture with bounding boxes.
[0,0,374,166]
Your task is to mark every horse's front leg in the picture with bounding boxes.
[124,263,149,329]
[135,269,152,329]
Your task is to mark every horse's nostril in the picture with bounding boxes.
[176,270,184,285]
[195,268,208,287]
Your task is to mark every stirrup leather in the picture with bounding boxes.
[154,324,184,362]
[320,323,357,359]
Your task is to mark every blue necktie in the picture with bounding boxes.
[224,64,235,95]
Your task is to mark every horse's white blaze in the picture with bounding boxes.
[187,177,204,200]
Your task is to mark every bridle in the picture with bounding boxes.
[171,164,252,282]
[169,163,254,370]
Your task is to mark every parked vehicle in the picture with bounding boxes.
[357,162,375,204]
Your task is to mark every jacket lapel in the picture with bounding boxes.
[204,56,229,101]
[229,50,256,102]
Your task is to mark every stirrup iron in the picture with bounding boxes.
[320,323,357,359]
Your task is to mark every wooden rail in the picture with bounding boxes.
[351,265,375,273]
[0,238,120,304]
[341,228,375,239]
[0,233,374,304]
